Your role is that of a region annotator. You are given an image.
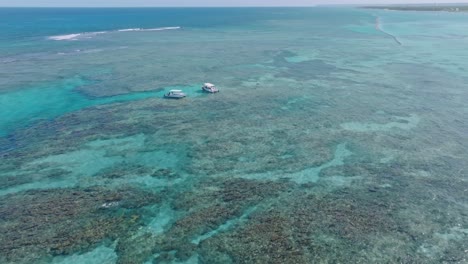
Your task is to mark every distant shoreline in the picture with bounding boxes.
[362,5,468,12]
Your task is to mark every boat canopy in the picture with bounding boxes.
[204,83,215,88]
[170,90,183,93]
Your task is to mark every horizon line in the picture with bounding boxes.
[1,3,467,8]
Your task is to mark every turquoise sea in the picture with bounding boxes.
[1,7,467,263]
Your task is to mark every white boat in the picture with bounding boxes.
[202,83,219,93]
[164,90,186,99]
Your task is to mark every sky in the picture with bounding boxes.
[0,0,467,7]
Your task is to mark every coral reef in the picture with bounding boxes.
[1,8,468,262]
[108,178,292,263]
[0,187,161,263]
[115,232,160,264]
[196,188,450,263]
[200,210,308,264]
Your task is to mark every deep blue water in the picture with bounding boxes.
[0,8,301,40]
[0,7,365,47]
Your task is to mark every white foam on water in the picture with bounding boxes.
[49,27,181,41]
[119,27,181,32]
[145,27,181,31]
[49,34,82,41]
[49,31,107,41]
[118,28,142,32]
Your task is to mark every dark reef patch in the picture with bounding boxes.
[0,168,72,191]
[200,210,308,264]
[0,187,161,263]
[114,178,293,263]
[196,189,441,263]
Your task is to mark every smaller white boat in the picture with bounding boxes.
[164,90,186,99]
[202,83,219,93]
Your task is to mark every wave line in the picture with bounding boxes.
[48,27,181,41]
[375,17,402,46]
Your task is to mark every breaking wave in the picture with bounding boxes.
[48,27,181,41]
[117,27,180,32]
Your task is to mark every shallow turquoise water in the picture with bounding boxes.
[1,7,467,264]
[0,76,201,136]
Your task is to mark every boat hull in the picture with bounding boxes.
[202,88,219,93]
[164,94,186,99]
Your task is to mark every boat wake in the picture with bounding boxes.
[48,27,181,41]
[375,17,402,46]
